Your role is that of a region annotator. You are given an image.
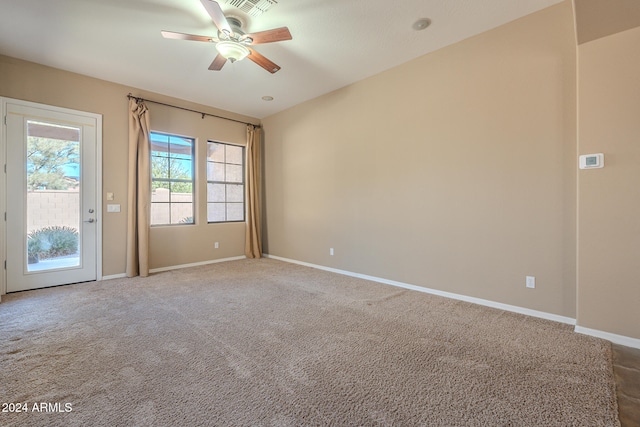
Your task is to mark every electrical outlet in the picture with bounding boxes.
[329,248,334,256]
[526,276,535,289]
[214,242,219,249]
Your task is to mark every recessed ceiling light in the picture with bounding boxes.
[412,18,431,31]
[262,96,274,101]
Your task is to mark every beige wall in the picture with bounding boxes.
[576,25,640,339]
[574,0,640,44]
[0,55,257,277]
[263,2,577,317]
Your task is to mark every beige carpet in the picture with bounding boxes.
[0,258,619,426]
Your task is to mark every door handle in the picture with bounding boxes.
[84,218,95,223]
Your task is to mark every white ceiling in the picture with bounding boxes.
[0,0,563,119]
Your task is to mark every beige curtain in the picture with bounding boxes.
[245,125,262,258]
[126,98,151,277]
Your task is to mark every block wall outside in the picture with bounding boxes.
[151,188,193,225]
[27,191,79,233]
[27,189,195,232]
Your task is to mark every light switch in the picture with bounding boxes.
[106,192,114,201]
[107,204,121,213]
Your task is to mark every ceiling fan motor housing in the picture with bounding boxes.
[226,17,244,34]
[218,16,254,44]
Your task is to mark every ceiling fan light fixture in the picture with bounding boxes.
[216,40,250,62]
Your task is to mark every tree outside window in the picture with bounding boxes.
[27,136,79,191]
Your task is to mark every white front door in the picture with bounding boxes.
[4,99,101,292]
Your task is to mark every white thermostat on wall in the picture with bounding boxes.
[579,153,604,169]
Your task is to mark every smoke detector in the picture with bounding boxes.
[223,0,277,17]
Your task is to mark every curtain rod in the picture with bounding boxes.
[127,93,260,128]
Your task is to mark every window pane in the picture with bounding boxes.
[207,161,225,181]
[151,156,169,179]
[170,158,192,180]
[170,182,193,200]
[226,164,243,183]
[226,145,243,165]
[169,137,193,160]
[152,150,170,159]
[151,132,169,143]
[208,203,225,222]
[152,187,170,202]
[206,162,214,181]
[171,203,193,224]
[151,133,169,154]
[207,142,224,162]
[207,183,225,202]
[227,203,244,221]
[227,184,244,202]
[152,181,170,193]
[151,203,170,225]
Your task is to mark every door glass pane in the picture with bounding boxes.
[26,120,81,272]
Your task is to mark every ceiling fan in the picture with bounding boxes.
[161,0,292,73]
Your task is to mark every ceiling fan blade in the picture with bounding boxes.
[200,0,231,34]
[247,48,281,74]
[208,54,227,71]
[161,30,216,43]
[245,27,292,45]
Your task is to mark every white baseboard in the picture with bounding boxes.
[149,256,247,274]
[575,326,640,349]
[101,273,127,281]
[263,254,576,325]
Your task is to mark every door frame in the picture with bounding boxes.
[1,97,103,295]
